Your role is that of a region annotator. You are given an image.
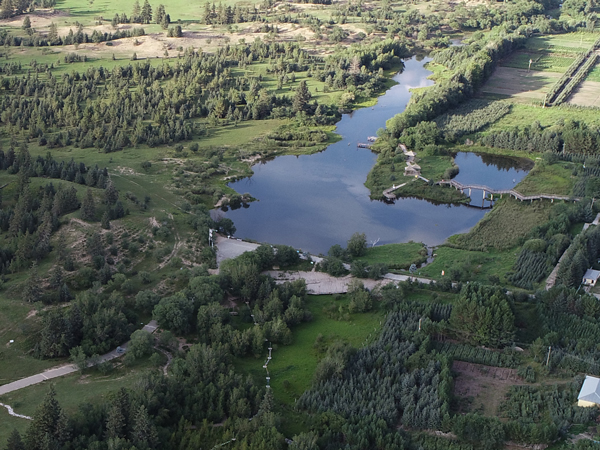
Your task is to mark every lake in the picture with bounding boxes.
[218,56,531,255]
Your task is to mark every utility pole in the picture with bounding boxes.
[418,318,422,332]
[546,346,552,366]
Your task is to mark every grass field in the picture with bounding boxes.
[481,32,600,105]
[355,242,428,269]
[514,162,576,196]
[0,357,157,444]
[418,246,517,285]
[483,103,600,131]
[234,294,385,407]
[0,295,66,387]
[449,198,554,251]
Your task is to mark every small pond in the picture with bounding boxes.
[217,56,532,255]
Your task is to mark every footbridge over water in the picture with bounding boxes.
[436,180,580,203]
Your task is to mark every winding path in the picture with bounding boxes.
[0,402,31,420]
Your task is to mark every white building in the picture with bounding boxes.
[582,269,600,287]
[578,375,600,407]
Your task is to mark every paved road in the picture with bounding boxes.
[215,235,260,267]
[0,321,158,396]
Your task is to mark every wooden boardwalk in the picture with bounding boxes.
[437,180,580,203]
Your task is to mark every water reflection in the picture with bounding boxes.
[220,57,531,254]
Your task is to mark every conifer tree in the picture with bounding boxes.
[141,0,152,24]
[293,80,312,113]
[80,188,96,221]
[23,261,43,303]
[49,265,63,289]
[26,386,64,450]
[131,0,141,21]
[5,429,25,450]
[154,3,165,23]
[131,405,159,449]
[101,210,111,230]
[0,0,13,20]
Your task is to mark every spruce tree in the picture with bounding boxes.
[6,429,25,450]
[59,283,72,302]
[131,0,141,22]
[131,405,159,449]
[26,386,63,450]
[23,262,43,303]
[154,3,165,23]
[292,80,312,113]
[141,0,152,24]
[80,188,96,221]
[49,265,63,289]
[101,210,111,229]
[0,0,13,20]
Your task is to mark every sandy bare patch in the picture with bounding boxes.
[25,309,37,319]
[264,270,395,294]
[0,8,68,29]
[481,67,561,100]
[568,80,600,107]
[149,217,160,228]
[115,166,141,176]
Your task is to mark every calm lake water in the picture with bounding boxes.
[218,56,531,255]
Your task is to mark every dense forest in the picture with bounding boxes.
[4,0,600,448]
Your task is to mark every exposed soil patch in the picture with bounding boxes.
[568,80,600,107]
[481,66,560,100]
[453,360,524,416]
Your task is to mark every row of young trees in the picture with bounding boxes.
[508,201,593,289]
[297,310,453,446]
[481,119,600,155]
[556,218,600,287]
[499,381,597,443]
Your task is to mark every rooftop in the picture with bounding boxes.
[578,375,600,404]
[583,269,600,281]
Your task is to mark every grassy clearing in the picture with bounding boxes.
[234,294,385,407]
[393,180,470,205]
[0,295,65,387]
[480,103,600,134]
[503,52,573,73]
[503,33,598,73]
[417,154,454,180]
[450,198,553,251]
[0,357,157,444]
[514,162,575,196]
[418,246,517,285]
[355,242,427,269]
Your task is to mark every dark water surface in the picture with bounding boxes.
[452,152,533,207]
[219,57,530,254]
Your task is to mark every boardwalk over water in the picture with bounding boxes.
[436,179,580,203]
